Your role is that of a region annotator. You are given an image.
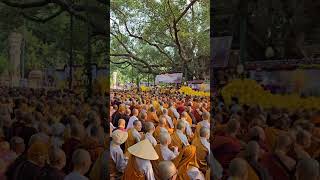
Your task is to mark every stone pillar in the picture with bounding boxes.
[8,32,23,87]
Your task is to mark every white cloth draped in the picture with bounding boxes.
[110,144,128,172]
[135,157,155,180]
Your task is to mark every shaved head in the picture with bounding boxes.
[200,127,210,139]
[226,119,240,134]
[275,134,292,151]
[159,132,171,145]
[202,112,210,120]
[72,149,92,174]
[176,120,186,130]
[159,116,167,126]
[158,161,177,180]
[245,141,260,160]
[229,158,248,179]
[145,122,155,132]
[296,158,319,180]
[249,126,266,141]
[132,109,139,116]
[118,119,126,128]
[49,148,66,170]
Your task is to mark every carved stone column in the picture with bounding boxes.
[8,32,23,87]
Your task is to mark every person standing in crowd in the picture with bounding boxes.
[38,148,66,180]
[64,149,92,180]
[122,139,158,180]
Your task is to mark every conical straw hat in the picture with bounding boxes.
[112,130,128,145]
[128,139,159,160]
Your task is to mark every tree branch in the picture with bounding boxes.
[21,8,64,23]
[175,0,199,24]
[1,0,106,36]
[112,6,175,65]
[110,32,155,73]
[122,21,175,64]
[0,0,49,9]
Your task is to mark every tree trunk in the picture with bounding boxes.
[8,32,23,87]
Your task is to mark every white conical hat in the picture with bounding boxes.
[128,139,159,160]
[112,130,128,145]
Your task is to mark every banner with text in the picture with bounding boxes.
[155,73,183,84]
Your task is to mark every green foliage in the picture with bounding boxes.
[111,0,210,80]
[0,2,107,74]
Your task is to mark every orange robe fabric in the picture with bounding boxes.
[153,126,174,143]
[176,145,199,180]
[260,153,291,180]
[82,137,104,162]
[191,138,209,174]
[122,156,145,180]
[185,113,193,126]
[264,127,285,150]
[153,126,162,143]
[110,156,122,179]
[125,129,138,154]
[307,127,320,158]
[151,145,164,180]
[170,132,185,152]
[168,109,177,127]
[147,112,159,124]
[247,163,260,180]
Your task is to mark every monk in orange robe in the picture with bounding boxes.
[122,139,159,180]
[125,120,143,155]
[260,134,296,180]
[244,141,271,180]
[170,121,190,152]
[264,126,286,151]
[265,117,289,150]
[151,144,164,180]
[147,107,159,125]
[211,119,241,174]
[154,117,173,143]
[181,112,192,126]
[175,145,205,180]
[192,127,210,174]
[167,103,178,126]
[122,156,145,180]
[307,126,320,158]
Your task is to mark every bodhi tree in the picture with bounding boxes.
[0,0,107,37]
[110,0,210,81]
[0,0,108,94]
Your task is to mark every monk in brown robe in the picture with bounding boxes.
[147,107,159,125]
[62,123,85,173]
[212,119,241,175]
[125,120,143,155]
[264,118,288,150]
[158,161,178,180]
[154,117,173,143]
[152,132,179,180]
[167,103,178,126]
[170,121,190,152]
[192,127,210,174]
[260,134,296,180]
[247,126,270,154]
[181,112,192,127]
[175,145,205,180]
[228,158,248,180]
[82,125,104,162]
[11,142,49,180]
[151,147,163,180]
[244,141,271,180]
[295,158,319,180]
[194,112,210,140]
[122,140,159,180]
